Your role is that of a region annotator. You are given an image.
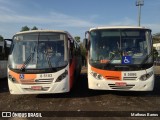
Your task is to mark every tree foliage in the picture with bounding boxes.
[79,42,86,57]
[20,26,38,32]
[74,36,80,43]
[31,26,38,30]
[21,26,30,32]
[0,35,4,41]
[74,36,86,57]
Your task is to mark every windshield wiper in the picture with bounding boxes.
[140,51,153,66]
[20,47,36,71]
[104,50,122,67]
[20,33,40,71]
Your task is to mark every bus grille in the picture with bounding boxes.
[108,84,135,90]
[23,87,50,91]
[123,77,137,80]
[20,79,54,84]
[35,79,54,84]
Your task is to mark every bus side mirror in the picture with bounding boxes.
[4,39,13,57]
[83,38,88,49]
[83,31,89,49]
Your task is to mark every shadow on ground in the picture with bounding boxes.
[0,78,9,93]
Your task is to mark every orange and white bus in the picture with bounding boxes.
[8,30,82,94]
[84,26,154,91]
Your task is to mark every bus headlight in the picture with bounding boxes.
[90,71,104,80]
[56,70,68,82]
[8,74,17,83]
[139,71,153,81]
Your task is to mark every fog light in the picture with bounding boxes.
[8,74,12,80]
[12,77,16,83]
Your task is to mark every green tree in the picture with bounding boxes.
[0,35,4,41]
[74,36,80,43]
[31,26,38,30]
[79,43,86,56]
[20,26,30,32]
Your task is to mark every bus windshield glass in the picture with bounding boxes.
[89,29,152,65]
[9,32,68,70]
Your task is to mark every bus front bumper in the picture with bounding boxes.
[88,75,154,91]
[8,78,70,94]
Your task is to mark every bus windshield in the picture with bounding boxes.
[9,32,68,70]
[89,29,152,65]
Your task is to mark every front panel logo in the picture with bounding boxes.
[19,74,24,79]
[122,56,132,64]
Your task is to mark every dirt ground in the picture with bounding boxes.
[0,66,160,120]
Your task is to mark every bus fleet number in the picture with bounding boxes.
[40,74,52,78]
[124,73,137,77]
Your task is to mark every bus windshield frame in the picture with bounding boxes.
[8,32,68,73]
[89,28,153,70]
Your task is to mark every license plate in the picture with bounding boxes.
[31,86,42,90]
[115,82,127,87]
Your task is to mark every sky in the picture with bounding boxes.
[0,0,160,40]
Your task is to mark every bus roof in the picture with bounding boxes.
[15,30,69,35]
[14,30,77,43]
[89,26,151,31]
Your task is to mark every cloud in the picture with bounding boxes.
[0,6,98,38]
[49,12,97,27]
[0,6,15,13]
[108,17,136,26]
[0,7,97,28]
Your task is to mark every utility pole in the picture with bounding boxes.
[136,0,144,26]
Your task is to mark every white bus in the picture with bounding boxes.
[153,43,160,56]
[84,26,154,91]
[8,30,82,94]
[153,43,160,65]
[0,39,12,78]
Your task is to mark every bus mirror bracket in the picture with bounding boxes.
[83,31,89,49]
[83,38,88,49]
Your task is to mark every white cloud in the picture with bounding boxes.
[49,12,96,27]
[0,6,15,13]
[108,17,136,26]
[0,7,97,28]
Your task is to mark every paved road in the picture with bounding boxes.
[0,67,160,120]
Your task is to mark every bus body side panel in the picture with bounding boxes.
[0,61,7,78]
[8,65,70,94]
[88,64,154,91]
